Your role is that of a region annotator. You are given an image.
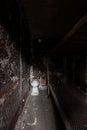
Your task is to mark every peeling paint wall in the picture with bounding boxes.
[0,25,20,130]
[0,25,29,130]
[0,25,19,89]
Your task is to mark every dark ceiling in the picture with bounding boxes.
[21,0,87,38]
[20,0,87,57]
[0,0,87,57]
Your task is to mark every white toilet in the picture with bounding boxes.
[31,79,39,96]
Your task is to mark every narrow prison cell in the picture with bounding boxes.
[0,0,87,130]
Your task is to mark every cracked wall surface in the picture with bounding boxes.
[0,25,19,89]
[0,25,29,130]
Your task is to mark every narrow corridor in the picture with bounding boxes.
[0,1,87,130]
[14,90,65,130]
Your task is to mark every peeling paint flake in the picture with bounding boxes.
[0,97,5,105]
[0,59,9,69]
[11,76,18,82]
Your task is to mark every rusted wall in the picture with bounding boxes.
[0,25,29,130]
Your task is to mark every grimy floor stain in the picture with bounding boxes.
[14,90,63,130]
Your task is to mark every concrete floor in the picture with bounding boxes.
[14,90,63,130]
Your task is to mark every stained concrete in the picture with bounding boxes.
[14,90,63,130]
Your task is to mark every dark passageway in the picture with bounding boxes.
[0,0,87,130]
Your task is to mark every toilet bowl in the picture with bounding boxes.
[31,79,39,96]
